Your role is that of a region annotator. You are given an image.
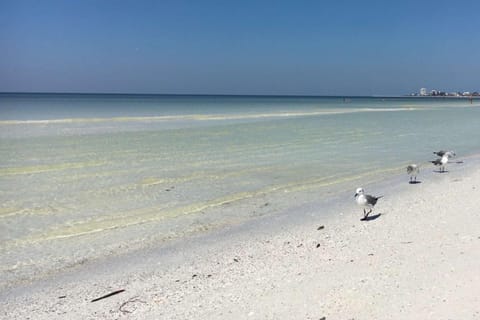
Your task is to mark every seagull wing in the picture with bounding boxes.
[365,195,381,206]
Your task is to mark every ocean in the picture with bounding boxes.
[1,93,480,287]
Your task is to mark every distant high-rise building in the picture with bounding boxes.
[420,88,427,96]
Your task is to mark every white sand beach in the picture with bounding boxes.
[2,158,480,319]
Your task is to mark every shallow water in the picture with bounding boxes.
[1,94,480,286]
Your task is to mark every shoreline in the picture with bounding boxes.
[0,151,464,291]
[2,154,480,319]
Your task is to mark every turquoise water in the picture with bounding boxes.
[1,93,480,286]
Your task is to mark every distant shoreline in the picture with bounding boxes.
[1,92,479,99]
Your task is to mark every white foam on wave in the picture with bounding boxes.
[0,107,416,126]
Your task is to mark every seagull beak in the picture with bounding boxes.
[354,193,358,198]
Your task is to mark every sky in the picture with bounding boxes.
[1,0,479,96]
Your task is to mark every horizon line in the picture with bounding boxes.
[0,91,421,98]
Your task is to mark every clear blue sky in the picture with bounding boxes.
[1,0,479,95]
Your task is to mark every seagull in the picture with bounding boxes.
[406,164,419,183]
[354,188,383,220]
[433,150,456,158]
[431,154,451,172]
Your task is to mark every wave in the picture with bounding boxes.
[0,107,417,126]
[0,160,107,176]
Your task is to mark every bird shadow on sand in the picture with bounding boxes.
[433,170,449,173]
[409,180,422,184]
[360,213,382,221]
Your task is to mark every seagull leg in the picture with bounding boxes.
[364,209,372,219]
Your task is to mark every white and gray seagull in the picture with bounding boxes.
[406,164,420,183]
[354,187,383,221]
[430,153,453,173]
